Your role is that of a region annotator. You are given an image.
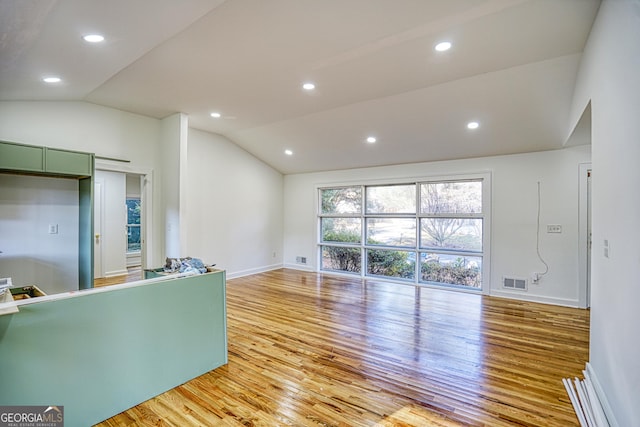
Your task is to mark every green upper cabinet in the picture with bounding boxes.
[0,141,45,172]
[0,140,95,290]
[0,141,93,177]
[45,148,93,177]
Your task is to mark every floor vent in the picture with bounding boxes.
[503,276,527,291]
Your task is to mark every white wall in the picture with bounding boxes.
[95,170,127,277]
[569,1,640,425]
[0,101,165,265]
[0,101,160,169]
[159,113,187,259]
[126,174,142,198]
[284,145,591,307]
[0,174,78,294]
[0,101,287,278]
[185,128,284,277]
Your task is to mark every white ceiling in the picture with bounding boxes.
[0,0,599,174]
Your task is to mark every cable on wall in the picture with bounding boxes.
[534,181,549,283]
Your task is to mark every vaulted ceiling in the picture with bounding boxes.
[0,0,599,174]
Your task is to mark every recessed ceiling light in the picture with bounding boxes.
[435,41,452,52]
[366,136,377,143]
[42,76,61,83]
[210,112,221,118]
[83,34,105,43]
[284,149,293,156]
[467,121,480,130]
[302,82,315,90]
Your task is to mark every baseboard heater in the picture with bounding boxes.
[563,363,616,427]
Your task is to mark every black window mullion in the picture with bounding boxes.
[319,179,485,289]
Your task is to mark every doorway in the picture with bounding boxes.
[578,163,592,308]
[125,174,143,269]
[94,166,152,280]
[94,178,103,278]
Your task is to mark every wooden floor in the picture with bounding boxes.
[95,269,589,426]
[93,266,142,287]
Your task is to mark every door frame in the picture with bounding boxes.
[94,177,104,278]
[578,162,592,308]
[95,161,154,271]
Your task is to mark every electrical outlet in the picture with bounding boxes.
[48,224,58,234]
[546,224,562,233]
[531,273,539,284]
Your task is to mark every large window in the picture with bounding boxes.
[126,198,141,253]
[318,177,487,290]
[320,187,362,273]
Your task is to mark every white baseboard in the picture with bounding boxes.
[490,289,580,308]
[563,362,619,427]
[225,263,282,280]
[282,263,314,272]
[586,362,619,427]
[104,269,129,278]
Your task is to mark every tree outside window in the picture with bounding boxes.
[126,198,141,253]
[319,179,485,289]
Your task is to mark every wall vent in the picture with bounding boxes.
[296,256,307,264]
[503,276,527,291]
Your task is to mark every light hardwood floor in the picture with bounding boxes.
[93,266,142,288]
[95,269,589,426]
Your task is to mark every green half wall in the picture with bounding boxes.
[0,271,228,426]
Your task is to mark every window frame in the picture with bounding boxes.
[126,197,141,254]
[316,173,491,294]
